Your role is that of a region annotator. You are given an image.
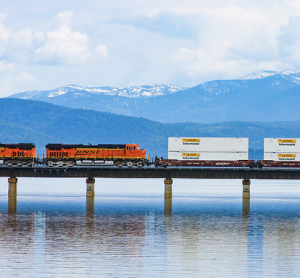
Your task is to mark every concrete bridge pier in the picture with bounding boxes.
[86,178,95,197]
[8,177,17,197]
[242,179,250,199]
[164,178,173,198]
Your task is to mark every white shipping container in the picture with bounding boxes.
[168,137,248,152]
[264,152,300,161]
[168,151,248,161]
[264,138,300,153]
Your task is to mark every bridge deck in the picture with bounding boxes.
[1,166,300,179]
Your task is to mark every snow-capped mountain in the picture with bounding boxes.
[12,84,186,100]
[178,69,300,102]
[239,69,300,83]
[7,70,300,123]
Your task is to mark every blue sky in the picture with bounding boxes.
[0,0,299,96]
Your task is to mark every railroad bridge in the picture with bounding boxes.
[2,166,300,200]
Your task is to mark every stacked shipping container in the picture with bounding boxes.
[168,137,249,161]
[264,138,300,161]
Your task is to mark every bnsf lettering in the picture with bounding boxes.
[75,150,97,154]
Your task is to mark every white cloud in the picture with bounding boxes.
[0,0,299,88]
[0,10,108,66]
[277,16,300,68]
[158,1,299,84]
[286,1,300,16]
[96,0,295,86]
[10,28,33,49]
[94,44,108,57]
[0,13,7,22]
[0,22,11,58]
[169,40,287,84]
[33,11,109,65]
[172,48,198,63]
[34,31,45,45]
[0,60,14,71]
[34,26,92,65]
[16,72,38,84]
[33,26,108,65]
[0,72,38,97]
[50,10,74,29]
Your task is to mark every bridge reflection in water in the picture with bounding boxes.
[86,197,95,216]
[164,198,172,216]
[0,191,299,276]
[8,197,17,215]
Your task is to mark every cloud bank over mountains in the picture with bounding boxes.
[0,0,300,97]
[0,11,108,66]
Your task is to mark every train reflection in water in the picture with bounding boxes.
[0,197,299,276]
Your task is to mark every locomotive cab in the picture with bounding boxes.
[126,144,137,151]
[125,144,146,158]
[125,144,147,167]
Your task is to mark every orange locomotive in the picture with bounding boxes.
[0,143,36,166]
[46,143,149,167]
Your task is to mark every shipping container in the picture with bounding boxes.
[168,151,248,161]
[264,138,300,153]
[168,137,248,152]
[264,152,300,161]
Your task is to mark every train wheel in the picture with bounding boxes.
[127,161,133,168]
[249,163,255,169]
[66,161,74,167]
[137,162,143,168]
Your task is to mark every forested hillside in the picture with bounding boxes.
[2,98,300,159]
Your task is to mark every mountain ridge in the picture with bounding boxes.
[11,83,186,99]
[7,70,300,123]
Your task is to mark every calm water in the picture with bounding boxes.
[1,178,300,277]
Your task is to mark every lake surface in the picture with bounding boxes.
[0,178,300,277]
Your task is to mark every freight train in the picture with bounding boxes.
[1,137,300,168]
